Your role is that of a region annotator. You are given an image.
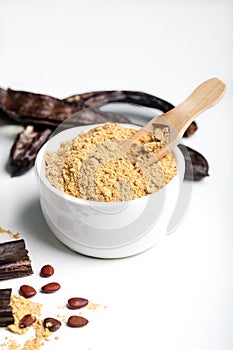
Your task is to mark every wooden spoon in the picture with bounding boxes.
[120,77,226,169]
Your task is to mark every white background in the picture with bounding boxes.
[0,0,233,349]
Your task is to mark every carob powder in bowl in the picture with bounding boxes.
[45,123,177,202]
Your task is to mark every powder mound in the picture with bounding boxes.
[6,295,51,350]
[45,123,177,201]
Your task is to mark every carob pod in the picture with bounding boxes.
[66,89,175,110]
[8,126,52,177]
[0,87,197,130]
[178,144,209,180]
[0,88,171,127]
[0,288,14,327]
[7,109,130,176]
[0,88,78,127]
[65,91,196,133]
[183,121,198,137]
[0,87,199,176]
[0,239,33,280]
[0,88,172,126]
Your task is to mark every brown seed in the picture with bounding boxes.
[43,317,61,332]
[67,297,89,310]
[19,314,36,328]
[19,285,37,298]
[40,264,54,277]
[41,282,60,293]
[67,315,89,328]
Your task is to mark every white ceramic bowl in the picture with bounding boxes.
[35,124,185,258]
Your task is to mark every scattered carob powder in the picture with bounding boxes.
[0,257,104,350]
[6,295,51,350]
[45,123,177,201]
[3,293,105,350]
[0,227,20,240]
[0,234,104,349]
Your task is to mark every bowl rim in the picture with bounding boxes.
[35,123,180,206]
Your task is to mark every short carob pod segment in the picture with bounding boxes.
[0,288,14,327]
[0,239,33,280]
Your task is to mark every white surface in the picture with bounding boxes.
[0,0,233,349]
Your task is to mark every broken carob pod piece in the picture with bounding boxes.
[178,144,209,180]
[8,126,52,177]
[0,239,33,280]
[0,288,14,327]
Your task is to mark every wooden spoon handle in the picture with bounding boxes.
[138,77,226,139]
[156,77,226,137]
[121,78,226,168]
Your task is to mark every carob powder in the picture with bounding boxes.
[45,123,177,201]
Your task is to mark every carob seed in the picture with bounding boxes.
[43,317,61,332]
[67,315,89,328]
[40,264,54,277]
[67,297,89,310]
[19,285,37,298]
[19,314,36,328]
[41,282,60,293]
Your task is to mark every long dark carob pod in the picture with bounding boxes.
[65,94,197,134]
[0,87,197,129]
[0,87,200,177]
[0,87,176,176]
